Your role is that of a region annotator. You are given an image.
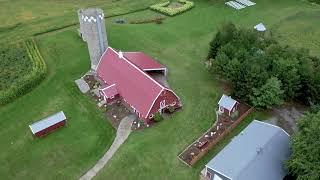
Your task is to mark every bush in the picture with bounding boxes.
[153,112,163,122]
[308,0,320,5]
[168,106,175,113]
[0,39,47,105]
[150,0,195,16]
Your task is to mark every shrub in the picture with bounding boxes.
[168,106,175,113]
[153,112,163,122]
[0,39,47,105]
[150,0,195,16]
[308,0,320,5]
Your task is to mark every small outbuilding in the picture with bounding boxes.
[203,120,290,180]
[218,94,239,116]
[99,84,119,103]
[254,23,266,32]
[29,111,67,137]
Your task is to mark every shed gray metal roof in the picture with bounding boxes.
[218,94,238,111]
[29,111,66,134]
[206,120,290,180]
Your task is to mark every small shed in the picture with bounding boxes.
[29,111,67,137]
[218,94,239,116]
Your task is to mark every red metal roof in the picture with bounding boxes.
[123,52,166,71]
[97,47,166,118]
[101,84,118,98]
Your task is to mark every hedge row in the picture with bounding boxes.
[0,39,47,105]
[150,0,194,16]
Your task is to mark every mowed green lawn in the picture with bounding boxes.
[0,0,319,179]
[0,0,158,43]
[0,32,116,179]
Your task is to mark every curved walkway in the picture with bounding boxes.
[79,114,136,180]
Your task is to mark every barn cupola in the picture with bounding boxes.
[78,8,108,70]
[118,51,124,59]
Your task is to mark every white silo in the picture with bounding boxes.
[78,8,108,70]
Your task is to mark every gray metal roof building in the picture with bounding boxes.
[29,111,66,134]
[205,120,290,180]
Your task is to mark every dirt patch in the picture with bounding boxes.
[83,74,101,89]
[266,103,307,135]
[105,100,132,129]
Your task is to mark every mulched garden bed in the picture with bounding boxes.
[83,74,101,89]
[104,100,131,129]
[178,102,253,166]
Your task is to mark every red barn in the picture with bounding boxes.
[97,47,181,123]
[29,111,67,137]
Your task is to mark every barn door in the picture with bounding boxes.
[160,100,166,114]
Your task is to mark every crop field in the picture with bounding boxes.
[0,0,319,179]
[0,43,32,91]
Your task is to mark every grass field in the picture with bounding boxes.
[0,0,158,43]
[0,32,116,179]
[0,0,319,179]
[0,43,32,91]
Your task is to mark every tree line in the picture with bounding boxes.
[207,23,320,109]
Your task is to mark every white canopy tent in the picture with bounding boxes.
[254,23,267,32]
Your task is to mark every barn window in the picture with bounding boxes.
[171,101,176,106]
[149,114,154,119]
[219,106,224,113]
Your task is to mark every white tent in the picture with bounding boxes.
[254,23,266,32]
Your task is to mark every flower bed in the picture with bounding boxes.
[150,0,195,16]
[178,102,253,166]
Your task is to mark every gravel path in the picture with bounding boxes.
[79,114,136,180]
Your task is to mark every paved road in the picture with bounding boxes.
[79,114,136,180]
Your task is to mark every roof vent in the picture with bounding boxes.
[256,147,263,154]
[118,51,124,59]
